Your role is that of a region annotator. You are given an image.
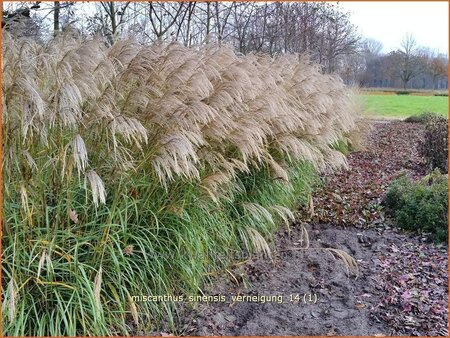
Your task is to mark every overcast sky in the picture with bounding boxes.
[338,1,449,54]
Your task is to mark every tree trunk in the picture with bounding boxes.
[109,2,117,35]
[53,1,60,36]
[206,2,211,37]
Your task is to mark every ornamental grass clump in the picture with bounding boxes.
[2,32,361,335]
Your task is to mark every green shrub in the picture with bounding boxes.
[420,114,448,172]
[404,111,440,123]
[396,91,411,95]
[434,93,448,97]
[384,171,448,243]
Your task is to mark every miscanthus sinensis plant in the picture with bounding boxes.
[2,32,360,335]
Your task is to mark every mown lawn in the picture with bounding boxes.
[359,94,449,118]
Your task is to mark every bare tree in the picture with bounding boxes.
[397,33,424,89]
[148,2,186,40]
[213,1,233,43]
[226,2,359,70]
[98,2,131,44]
[53,1,60,35]
[361,38,383,56]
[8,1,446,90]
[230,2,255,54]
[429,56,448,90]
[183,2,196,46]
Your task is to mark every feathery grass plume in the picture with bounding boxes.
[33,249,55,286]
[6,278,18,324]
[346,117,372,151]
[266,156,289,184]
[326,248,359,278]
[85,170,107,207]
[307,194,315,218]
[16,77,47,140]
[244,227,272,259]
[22,150,37,172]
[128,294,139,326]
[110,115,148,148]
[94,266,103,310]
[269,205,295,226]
[299,222,310,249]
[57,83,83,127]
[19,184,28,212]
[242,202,274,226]
[200,172,232,203]
[152,133,201,186]
[37,250,47,278]
[68,208,79,224]
[72,134,88,174]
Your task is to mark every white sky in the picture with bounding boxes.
[338,1,449,54]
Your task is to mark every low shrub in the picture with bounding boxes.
[434,93,448,97]
[396,91,411,95]
[384,171,448,243]
[404,111,441,123]
[420,114,448,172]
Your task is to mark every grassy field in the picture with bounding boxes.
[359,94,448,119]
[360,87,448,96]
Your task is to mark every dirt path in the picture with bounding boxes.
[158,121,448,336]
